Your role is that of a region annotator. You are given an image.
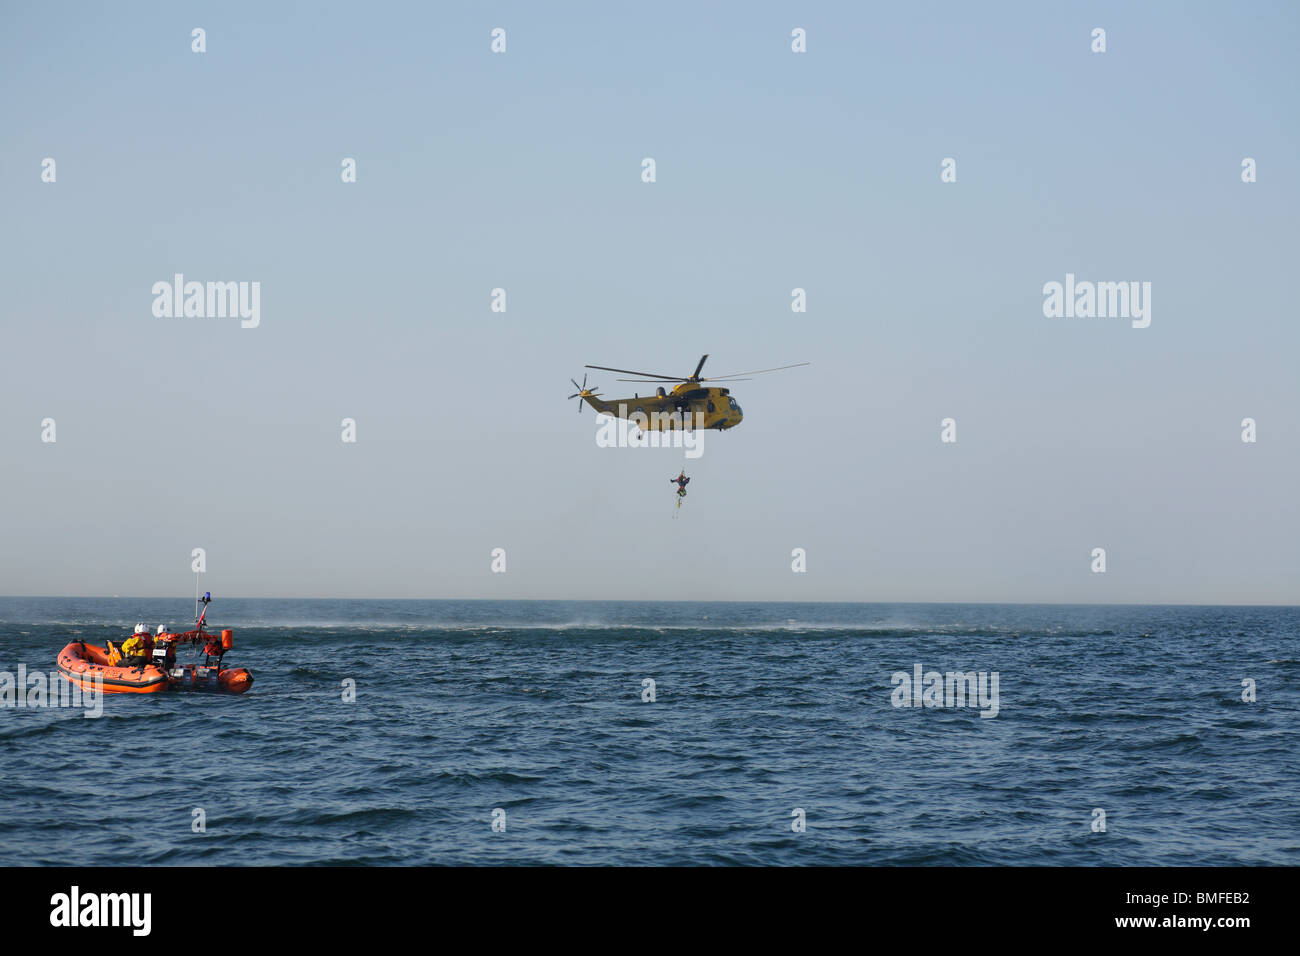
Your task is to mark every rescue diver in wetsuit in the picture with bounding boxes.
[671,471,690,497]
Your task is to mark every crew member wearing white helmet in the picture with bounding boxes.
[152,624,176,667]
[120,623,153,666]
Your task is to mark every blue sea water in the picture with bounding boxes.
[0,598,1296,866]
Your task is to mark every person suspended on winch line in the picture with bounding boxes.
[671,471,690,497]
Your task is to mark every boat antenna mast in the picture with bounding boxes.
[186,590,212,665]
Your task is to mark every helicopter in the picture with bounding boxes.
[568,354,809,431]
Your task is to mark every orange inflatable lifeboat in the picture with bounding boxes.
[57,592,253,696]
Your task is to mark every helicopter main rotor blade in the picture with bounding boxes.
[692,354,709,379]
[702,362,810,381]
[586,364,689,381]
[623,378,753,385]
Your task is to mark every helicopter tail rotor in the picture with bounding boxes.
[567,373,601,413]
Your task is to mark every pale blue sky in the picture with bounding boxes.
[1,1,1297,602]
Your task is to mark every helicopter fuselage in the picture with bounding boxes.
[580,383,743,430]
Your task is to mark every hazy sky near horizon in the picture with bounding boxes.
[1,2,1297,603]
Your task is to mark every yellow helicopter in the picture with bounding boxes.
[568,354,809,430]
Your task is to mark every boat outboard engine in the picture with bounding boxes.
[171,663,221,690]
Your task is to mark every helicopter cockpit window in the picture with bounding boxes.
[728,398,738,410]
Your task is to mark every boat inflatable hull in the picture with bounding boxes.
[57,643,252,695]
